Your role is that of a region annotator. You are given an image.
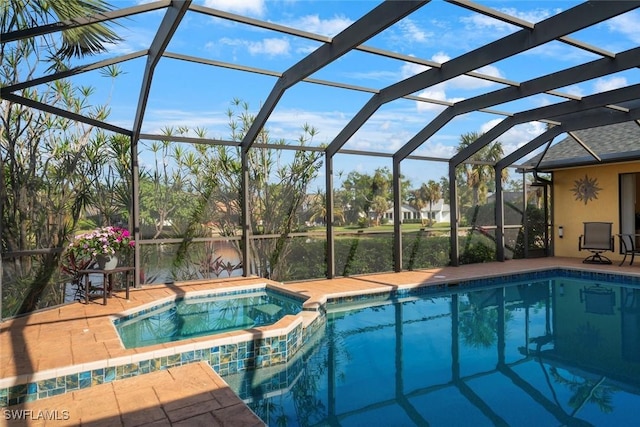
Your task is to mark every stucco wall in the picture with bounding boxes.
[553,162,640,261]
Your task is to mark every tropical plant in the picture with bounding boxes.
[138,127,198,239]
[408,184,428,212]
[409,180,442,226]
[4,0,122,64]
[307,189,345,226]
[91,133,132,226]
[440,176,450,204]
[455,131,508,206]
[341,167,410,226]
[1,0,123,315]
[369,194,389,226]
[167,99,323,281]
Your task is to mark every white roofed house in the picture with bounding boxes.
[381,204,421,223]
[420,199,451,226]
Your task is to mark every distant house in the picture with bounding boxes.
[381,204,421,222]
[420,199,450,224]
[376,200,451,224]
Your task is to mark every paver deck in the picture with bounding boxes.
[2,257,639,425]
[1,362,263,426]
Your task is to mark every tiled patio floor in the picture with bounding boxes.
[2,257,639,425]
[1,362,263,427]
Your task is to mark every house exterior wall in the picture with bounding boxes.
[435,210,450,223]
[553,162,640,262]
[420,199,451,224]
[382,205,420,221]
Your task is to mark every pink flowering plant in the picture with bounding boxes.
[62,226,135,275]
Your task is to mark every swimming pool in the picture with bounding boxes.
[114,288,303,348]
[224,276,640,426]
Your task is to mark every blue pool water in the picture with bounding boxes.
[115,289,303,348]
[224,276,640,426]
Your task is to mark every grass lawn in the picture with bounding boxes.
[308,223,451,233]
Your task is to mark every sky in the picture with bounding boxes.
[61,0,640,190]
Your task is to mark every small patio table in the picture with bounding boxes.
[78,266,134,305]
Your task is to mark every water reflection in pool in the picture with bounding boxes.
[224,278,640,426]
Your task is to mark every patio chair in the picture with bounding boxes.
[580,285,616,314]
[579,222,614,264]
[617,233,640,266]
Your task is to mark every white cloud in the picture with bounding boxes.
[400,60,430,79]
[480,118,505,134]
[104,26,156,55]
[461,13,516,33]
[449,64,505,89]
[413,140,457,159]
[594,76,627,93]
[476,64,502,77]
[399,52,448,80]
[342,68,403,82]
[504,7,558,24]
[563,85,585,98]
[287,14,353,37]
[248,38,290,56]
[296,45,318,55]
[607,11,640,44]
[524,42,599,62]
[203,0,265,17]
[478,119,547,157]
[217,37,244,48]
[461,7,556,33]
[415,87,463,113]
[216,37,290,57]
[399,19,432,43]
[400,52,504,90]
[399,52,502,111]
[267,109,348,145]
[141,108,230,136]
[432,52,450,64]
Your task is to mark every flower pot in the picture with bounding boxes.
[95,254,118,270]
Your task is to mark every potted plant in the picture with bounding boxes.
[63,226,135,272]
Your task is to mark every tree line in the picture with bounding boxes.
[1,0,512,315]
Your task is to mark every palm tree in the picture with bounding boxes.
[3,0,122,62]
[307,189,345,225]
[408,184,427,210]
[424,180,442,226]
[370,195,389,226]
[409,183,428,225]
[456,132,508,206]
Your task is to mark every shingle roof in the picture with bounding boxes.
[525,121,640,171]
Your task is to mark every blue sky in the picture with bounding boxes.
[65,0,640,189]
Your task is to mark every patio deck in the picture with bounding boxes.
[2,257,639,425]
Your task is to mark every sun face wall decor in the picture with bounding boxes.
[571,174,602,205]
